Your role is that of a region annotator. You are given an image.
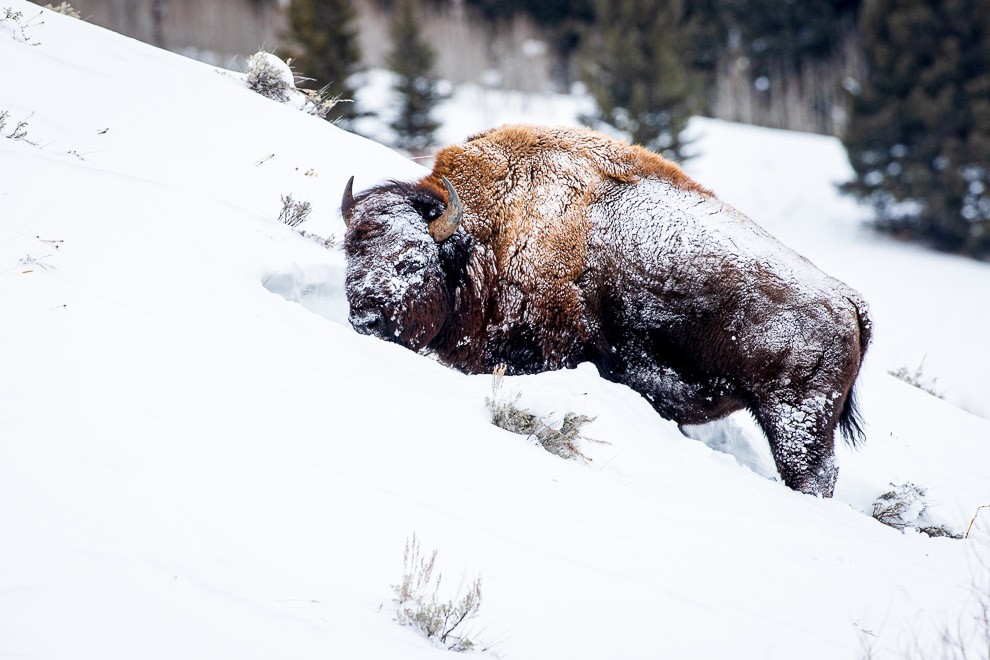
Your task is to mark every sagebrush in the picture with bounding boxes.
[246,51,292,102]
[0,110,40,146]
[298,83,342,120]
[275,192,335,248]
[1,6,21,22]
[392,533,484,653]
[277,193,311,228]
[889,360,943,399]
[296,229,335,250]
[1,6,43,44]
[871,482,960,538]
[485,364,603,462]
[245,51,342,119]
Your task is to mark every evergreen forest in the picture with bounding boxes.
[285,0,990,259]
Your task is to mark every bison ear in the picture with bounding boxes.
[341,175,356,226]
[428,175,463,243]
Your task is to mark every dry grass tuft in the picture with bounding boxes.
[485,365,604,462]
[392,533,484,653]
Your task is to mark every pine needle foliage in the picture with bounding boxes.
[841,0,990,259]
[579,0,700,160]
[284,0,361,124]
[386,0,445,153]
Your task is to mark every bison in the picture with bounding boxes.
[341,125,871,497]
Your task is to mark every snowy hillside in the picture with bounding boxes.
[2,4,989,659]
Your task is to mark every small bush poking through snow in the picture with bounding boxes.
[1,6,43,44]
[43,2,80,17]
[245,51,341,119]
[246,51,294,103]
[889,360,944,399]
[871,483,961,538]
[485,365,603,462]
[274,192,335,248]
[0,110,40,146]
[277,194,311,228]
[298,83,342,120]
[392,534,484,653]
[296,229,335,250]
[1,6,22,25]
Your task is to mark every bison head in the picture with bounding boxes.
[341,175,467,352]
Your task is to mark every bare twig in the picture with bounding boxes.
[964,504,990,539]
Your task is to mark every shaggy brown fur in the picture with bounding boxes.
[420,125,712,372]
[342,125,871,497]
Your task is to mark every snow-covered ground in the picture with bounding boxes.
[2,4,989,659]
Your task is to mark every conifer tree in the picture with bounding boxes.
[720,0,860,79]
[285,0,362,123]
[387,0,445,152]
[842,0,990,258]
[579,0,699,160]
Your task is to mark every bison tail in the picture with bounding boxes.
[838,383,866,447]
[838,295,872,448]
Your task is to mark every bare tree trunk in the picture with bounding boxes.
[151,0,167,47]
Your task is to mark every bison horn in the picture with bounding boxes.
[341,175,356,226]
[428,175,463,242]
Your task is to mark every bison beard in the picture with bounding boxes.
[341,125,871,497]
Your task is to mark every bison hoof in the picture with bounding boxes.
[791,460,838,498]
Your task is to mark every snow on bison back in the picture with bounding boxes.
[341,124,872,497]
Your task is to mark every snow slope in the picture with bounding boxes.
[2,4,989,659]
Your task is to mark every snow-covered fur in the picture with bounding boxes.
[343,125,872,497]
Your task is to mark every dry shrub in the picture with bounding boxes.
[485,365,603,462]
[889,360,944,399]
[245,51,342,119]
[277,193,311,228]
[871,482,960,538]
[392,534,484,653]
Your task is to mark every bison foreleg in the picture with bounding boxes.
[752,395,840,497]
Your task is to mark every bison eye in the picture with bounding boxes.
[396,258,425,276]
[412,199,442,221]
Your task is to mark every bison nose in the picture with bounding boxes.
[349,308,384,335]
